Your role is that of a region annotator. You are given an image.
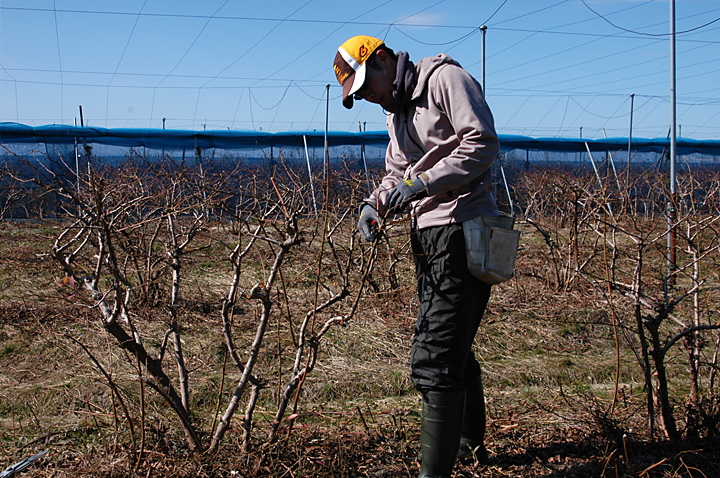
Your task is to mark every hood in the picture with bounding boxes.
[411,53,462,102]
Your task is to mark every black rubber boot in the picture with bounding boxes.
[458,373,489,463]
[418,390,465,478]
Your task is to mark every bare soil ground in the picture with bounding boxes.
[1,220,719,477]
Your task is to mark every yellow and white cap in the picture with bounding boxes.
[333,35,384,109]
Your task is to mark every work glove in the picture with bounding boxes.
[358,204,380,242]
[385,176,428,217]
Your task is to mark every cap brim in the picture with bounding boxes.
[341,62,368,109]
[342,78,355,109]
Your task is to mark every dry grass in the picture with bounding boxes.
[1,217,719,478]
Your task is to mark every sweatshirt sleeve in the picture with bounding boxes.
[367,129,406,216]
[420,64,499,196]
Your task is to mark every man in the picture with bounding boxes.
[333,35,500,477]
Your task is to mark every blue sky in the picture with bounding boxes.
[1,0,719,140]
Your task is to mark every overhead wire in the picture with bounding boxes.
[489,88,718,107]
[3,11,716,84]
[232,0,407,130]
[487,36,664,81]
[0,77,316,90]
[191,1,313,129]
[249,84,292,111]
[687,109,720,138]
[199,0,314,87]
[231,88,245,129]
[10,70,718,107]
[556,96,570,137]
[581,0,720,37]
[598,96,632,134]
[482,0,660,66]
[154,0,231,87]
[151,0,230,127]
[291,81,328,101]
[486,26,719,44]
[533,49,720,98]
[0,5,469,29]
[633,98,665,133]
[0,68,325,83]
[565,96,597,133]
[52,0,64,124]
[1,66,19,123]
[305,95,325,131]
[385,0,506,49]
[476,2,716,82]
[6,3,720,37]
[490,0,573,26]
[249,0,394,86]
[493,36,716,97]
[482,0,509,25]
[527,95,564,137]
[490,4,668,104]
[106,0,148,126]
[498,95,531,132]
[391,24,479,46]
[395,0,447,24]
[106,1,147,86]
[192,88,204,130]
[269,82,293,131]
[4,2,719,137]
[570,96,626,120]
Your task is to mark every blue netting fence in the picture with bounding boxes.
[2,122,720,220]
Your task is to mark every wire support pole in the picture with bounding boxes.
[359,121,370,194]
[303,135,318,217]
[627,93,634,189]
[324,84,330,209]
[667,0,677,294]
[499,160,514,214]
[79,105,90,176]
[480,25,487,97]
[585,142,613,217]
[74,117,82,217]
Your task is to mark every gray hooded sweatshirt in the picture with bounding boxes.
[368,53,500,229]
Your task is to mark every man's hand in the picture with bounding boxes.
[385,176,428,217]
[358,204,379,242]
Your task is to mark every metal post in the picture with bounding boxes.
[162,117,166,159]
[577,127,582,166]
[78,105,90,173]
[585,142,613,216]
[359,121,370,193]
[480,25,487,97]
[324,84,330,182]
[670,2,677,195]
[74,117,79,184]
[603,125,621,192]
[303,135,318,216]
[499,158,514,214]
[628,93,634,171]
[668,0,677,291]
[74,118,81,216]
